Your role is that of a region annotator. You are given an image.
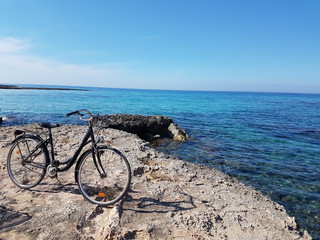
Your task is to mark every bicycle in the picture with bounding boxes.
[6,109,131,206]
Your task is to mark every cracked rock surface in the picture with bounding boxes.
[0,124,311,240]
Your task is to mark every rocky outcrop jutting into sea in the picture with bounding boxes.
[96,114,190,142]
[0,124,311,239]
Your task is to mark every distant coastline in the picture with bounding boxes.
[0,84,89,91]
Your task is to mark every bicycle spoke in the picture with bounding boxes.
[7,137,47,189]
[77,147,131,206]
[20,164,45,175]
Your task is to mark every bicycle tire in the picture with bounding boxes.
[76,146,131,206]
[7,136,49,189]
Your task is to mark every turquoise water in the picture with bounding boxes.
[1,85,319,239]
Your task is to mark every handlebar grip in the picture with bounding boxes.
[66,111,79,117]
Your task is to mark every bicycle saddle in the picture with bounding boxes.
[38,122,61,129]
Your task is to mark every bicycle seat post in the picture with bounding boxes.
[38,122,60,165]
[47,127,56,164]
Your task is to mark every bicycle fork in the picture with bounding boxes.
[92,147,107,179]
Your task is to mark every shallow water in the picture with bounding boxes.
[1,85,319,239]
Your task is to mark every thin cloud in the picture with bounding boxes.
[0,37,132,87]
[0,37,31,54]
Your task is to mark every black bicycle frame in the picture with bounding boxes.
[56,125,96,172]
[15,122,102,175]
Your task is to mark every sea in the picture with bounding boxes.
[1,84,319,239]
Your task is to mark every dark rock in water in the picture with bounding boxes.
[0,84,88,91]
[0,117,2,124]
[96,114,189,142]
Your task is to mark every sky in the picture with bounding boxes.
[0,0,319,93]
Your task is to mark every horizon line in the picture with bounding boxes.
[2,83,320,95]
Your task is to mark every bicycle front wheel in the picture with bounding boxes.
[77,146,131,206]
[7,136,48,189]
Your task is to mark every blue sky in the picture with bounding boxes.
[0,0,319,93]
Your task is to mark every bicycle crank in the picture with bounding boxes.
[47,164,57,178]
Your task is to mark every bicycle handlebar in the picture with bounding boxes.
[66,110,95,121]
[66,110,80,117]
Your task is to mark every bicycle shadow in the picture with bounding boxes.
[0,206,32,231]
[123,190,196,214]
[32,182,81,195]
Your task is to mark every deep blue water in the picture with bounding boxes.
[1,85,319,239]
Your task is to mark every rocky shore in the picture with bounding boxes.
[0,124,312,240]
[0,85,88,91]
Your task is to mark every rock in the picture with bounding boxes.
[0,124,312,240]
[168,122,189,142]
[0,84,88,91]
[96,114,190,142]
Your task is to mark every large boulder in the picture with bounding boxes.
[96,114,189,142]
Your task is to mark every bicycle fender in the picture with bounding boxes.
[10,134,40,144]
[14,130,25,137]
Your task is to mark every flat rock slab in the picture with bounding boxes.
[0,124,311,240]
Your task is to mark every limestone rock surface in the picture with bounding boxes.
[0,124,311,240]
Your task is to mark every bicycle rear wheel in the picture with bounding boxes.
[7,136,48,189]
[77,146,131,206]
